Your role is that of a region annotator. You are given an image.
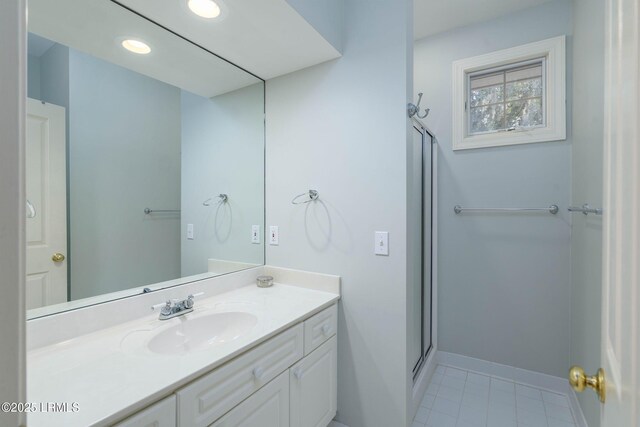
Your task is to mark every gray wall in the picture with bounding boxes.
[0,0,26,424]
[27,54,41,99]
[181,84,264,276]
[570,0,604,424]
[67,49,182,299]
[265,0,412,426]
[414,0,573,377]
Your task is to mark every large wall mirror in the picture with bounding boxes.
[26,0,265,319]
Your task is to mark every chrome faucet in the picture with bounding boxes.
[152,292,204,320]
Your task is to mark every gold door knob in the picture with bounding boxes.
[52,253,65,263]
[569,366,606,403]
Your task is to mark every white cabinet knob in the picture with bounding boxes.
[293,367,303,380]
[253,367,265,380]
[322,324,332,335]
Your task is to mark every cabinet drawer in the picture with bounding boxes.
[209,371,289,427]
[177,324,304,427]
[303,304,337,355]
[114,395,176,427]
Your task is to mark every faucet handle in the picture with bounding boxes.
[184,292,204,310]
[151,300,173,315]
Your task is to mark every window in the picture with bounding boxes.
[452,36,566,150]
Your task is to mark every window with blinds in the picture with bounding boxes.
[467,59,545,135]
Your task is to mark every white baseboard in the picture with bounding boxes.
[436,351,588,427]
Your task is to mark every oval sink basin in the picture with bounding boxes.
[147,312,257,355]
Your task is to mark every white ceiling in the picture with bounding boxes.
[27,0,341,97]
[117,0,341,80]
[28,0,261,97]
[414,0,555,40]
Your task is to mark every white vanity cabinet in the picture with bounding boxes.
[114,396,176,427]
[290,336,338,427]
[119,303,338,427]
[210,371,290,427]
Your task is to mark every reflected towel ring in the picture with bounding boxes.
[203,194,228,206]
[292,190,319,205]
[26,199,36,219]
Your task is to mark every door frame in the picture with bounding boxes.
[601,0,639,425]
[0,0,27,426]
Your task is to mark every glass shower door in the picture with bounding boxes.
[411,123,434,379]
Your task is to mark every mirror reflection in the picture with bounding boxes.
[26,0,265,318]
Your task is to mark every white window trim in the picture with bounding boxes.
[452,36,566,150]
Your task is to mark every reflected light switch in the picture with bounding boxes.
[187,224,194,240]
[252,225,260,244]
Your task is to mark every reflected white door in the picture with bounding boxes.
[601,0,639,425]
[26,98,67,309]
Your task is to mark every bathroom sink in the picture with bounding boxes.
[146,312,258,355]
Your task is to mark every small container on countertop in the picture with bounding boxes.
[256,275,274,288]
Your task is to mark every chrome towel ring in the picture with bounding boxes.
[203,194,228,206]
[292,190,319,205]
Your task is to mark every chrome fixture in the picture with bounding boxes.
[568,204,603,216]
[203,194,228,206]
[151,292,204,320]
[454,204,559,215]
[292,189,319,205]
[408,92,430,119]
[144,208,181,214]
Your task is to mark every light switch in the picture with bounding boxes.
[251,225,260,244]
[375,231,388,255]
[187,224,194,240]
[269,226,279,245]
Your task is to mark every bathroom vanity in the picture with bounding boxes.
[27,267,340,427]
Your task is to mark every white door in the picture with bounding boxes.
[600,0,639,425]
[290,336,337,427]
[211,371,289,427]
[25,98,67,309]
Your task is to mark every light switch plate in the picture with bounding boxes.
[375,231,388,255]
[251,225,260,244]
[187,224,194,240]
[269,226,279,245]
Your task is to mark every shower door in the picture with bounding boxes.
[411,122,434,379]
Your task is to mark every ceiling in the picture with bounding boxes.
[117,0,341,80]
[27,0,341,97]
[414,0,555,40]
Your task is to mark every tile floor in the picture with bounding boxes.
[413,365,577,427]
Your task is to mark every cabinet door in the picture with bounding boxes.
[210,371,289,427]
[290,336,337,427]
[114,395,176,427]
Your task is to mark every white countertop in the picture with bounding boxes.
[27,283,339,427]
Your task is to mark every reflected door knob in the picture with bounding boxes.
[52,253,65,263]
[569,366,606,403]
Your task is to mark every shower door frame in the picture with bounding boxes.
[412,118,437,382]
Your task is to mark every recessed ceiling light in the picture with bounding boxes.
[121,39,151,55]
[187,0,221,19]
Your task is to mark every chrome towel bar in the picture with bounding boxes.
[568,204,603,216]
[453,205,559,215]
[144,208,180,214]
